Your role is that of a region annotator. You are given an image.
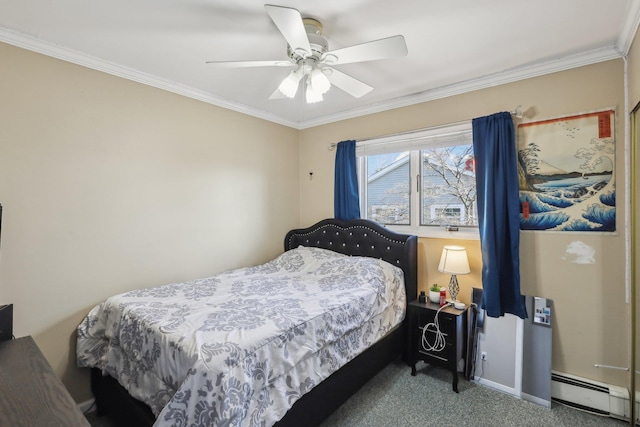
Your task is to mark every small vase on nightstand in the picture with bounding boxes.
[429,284,441,303]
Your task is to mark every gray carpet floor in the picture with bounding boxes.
[319,361,628,427]
[86,360,629,426]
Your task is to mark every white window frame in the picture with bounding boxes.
[357,122,480,240]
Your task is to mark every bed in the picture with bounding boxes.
[78,218,417,427]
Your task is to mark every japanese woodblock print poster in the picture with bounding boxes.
[517,109,615,231]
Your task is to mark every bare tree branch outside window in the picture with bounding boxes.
[421,146,477,226]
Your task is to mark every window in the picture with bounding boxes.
[364,151,410,225]
[356,123,478,238]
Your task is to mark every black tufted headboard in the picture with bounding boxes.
[284,218,418,302]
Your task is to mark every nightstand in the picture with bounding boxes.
[408,300,468,392]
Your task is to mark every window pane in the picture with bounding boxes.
[365,152,410,225]
[421,145,477,226]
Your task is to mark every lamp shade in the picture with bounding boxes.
[438,245,470,275]
[310,68,330,94]
[305,82,323,103]
[278,68,303,98]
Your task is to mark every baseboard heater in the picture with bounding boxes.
[551,371,631,422]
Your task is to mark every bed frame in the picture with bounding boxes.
[90,218,417,427]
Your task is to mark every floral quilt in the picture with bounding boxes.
[77,246,406,427]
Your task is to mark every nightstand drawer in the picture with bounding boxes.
[408,300,468,393]
[414,311,454,327]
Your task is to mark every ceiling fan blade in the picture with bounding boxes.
[206,60,293,68]
[325,67,373,98]
[323,35,408,66]
[264,4,311,57]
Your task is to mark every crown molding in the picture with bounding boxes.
[298,2,639,129]
[617,0,640,55]
[0,28,300,129]
[0,22,633,130]
[297,45,623,129]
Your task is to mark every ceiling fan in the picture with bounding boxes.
[206,4,408,104]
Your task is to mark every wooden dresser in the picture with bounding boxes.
[0,336,90,426]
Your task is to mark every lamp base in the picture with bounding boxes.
[448,274,460,304]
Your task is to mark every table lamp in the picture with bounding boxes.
[438,245,470,302]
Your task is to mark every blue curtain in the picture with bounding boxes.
[334,140,361,220]
[472,112,527,319]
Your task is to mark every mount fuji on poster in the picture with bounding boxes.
[517,109,615,232]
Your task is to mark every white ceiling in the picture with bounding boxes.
[1,0,639,129]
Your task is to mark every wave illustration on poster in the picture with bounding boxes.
[517,109,615,232]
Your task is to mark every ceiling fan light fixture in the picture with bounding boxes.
[278,68,303,98]
[305,81,323,103]
[208,6,408,105]
[310,68,331,95]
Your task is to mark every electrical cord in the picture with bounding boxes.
[421,303,451,353]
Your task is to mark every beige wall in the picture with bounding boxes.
[629,28,640,109]
[0,34,633,405]
[0,42,300,402]
[299,59,628,387]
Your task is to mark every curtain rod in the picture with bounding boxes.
[327,105,524,150]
